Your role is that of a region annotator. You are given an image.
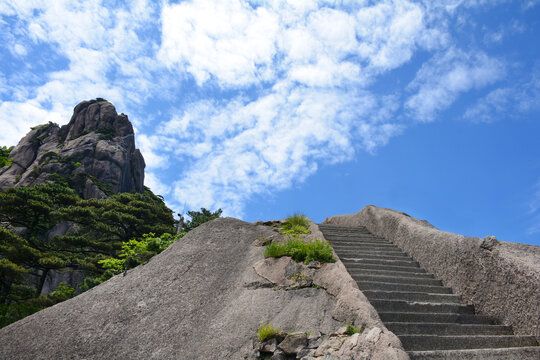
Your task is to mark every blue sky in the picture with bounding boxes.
[1,0,539,246]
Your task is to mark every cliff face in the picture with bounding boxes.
[0,99,145,198]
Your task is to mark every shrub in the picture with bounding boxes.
[257,322,280,342]
[264,238,335,264]
[50,282,77,300]
[96,232,184,281]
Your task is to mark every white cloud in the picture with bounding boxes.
[161,83,401,216]
[464,67,540,122]
[0,101,69,146]
[144,172,171,196]
[0,0,160,145]
[159,0,279,86]
[405,48,505,122]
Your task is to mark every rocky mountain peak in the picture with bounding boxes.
[0,99,145,198]
[60,98,134,142]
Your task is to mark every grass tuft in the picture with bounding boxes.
[281,213,310,231]
[257,322,280,342]
[264,238,335,264]
[345,322,363,335]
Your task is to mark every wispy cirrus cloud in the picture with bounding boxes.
[464,64,540,122]
[405,48,505,122]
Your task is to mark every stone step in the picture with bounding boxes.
[342,258,420,268]
[325,236,389,242]
[335,252,411,261]
[408,347,540,360]
[386,322,513,336]
[331,240,397,247]
[319,225,370,232]
[348,269,435,279]
[320,224,540,356]
[352,274,442,287]
[335,248,408,257]
[400,335,538,351]
[370,300,474,314]
[336,246,403,253]
[379,312,496,325]
[356,281,452,294]
[344,262,427,273]
[363,291,462,304]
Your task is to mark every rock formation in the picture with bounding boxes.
[0,218,408,360]
[0,99,145,198]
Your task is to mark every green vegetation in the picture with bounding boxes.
[345,322,363,335]
[280,213,310,231]
[0,182,177,327]
[96,126,116,141]
[97,232,184,280]
[257,321,281,342]
[184,208,223,232]
[0,146,13,168]
[264,214,335,264]
[264,238,335,264]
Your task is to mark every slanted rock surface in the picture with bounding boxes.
[0,99,145,197]
[0,217,408,359]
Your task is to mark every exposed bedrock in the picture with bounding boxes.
[0,99,145,197]
[0,218,408,360]
[323,205,540,336]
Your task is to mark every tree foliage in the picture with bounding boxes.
[0,146,13,168]
[184,207,223,231]
[0,183,176,327]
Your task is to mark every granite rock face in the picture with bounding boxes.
[0,99,145,197]
[0,218,408,360]
[323,205,540,336]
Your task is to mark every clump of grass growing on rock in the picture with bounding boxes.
[264,238,335,264]
[280,213,310,231]
[257,322,280,342]
[345,322,363,335]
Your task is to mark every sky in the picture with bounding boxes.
[1,0,539,246]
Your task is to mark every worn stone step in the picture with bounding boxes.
[400,335,538,351]
[356,281,452,294]
[342,258,420,267]
[335,252,411,261]
[352,274,442,287]
[362,291,462,304]
[370,300,474,314]
[348,269,435,279]
[379,312,496,324]
[408,347,540,360]
[386,322,513,336]
[344,262,427,273]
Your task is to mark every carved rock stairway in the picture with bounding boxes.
[319,224,540,360]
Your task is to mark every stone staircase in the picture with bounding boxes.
[319,224,540,360]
